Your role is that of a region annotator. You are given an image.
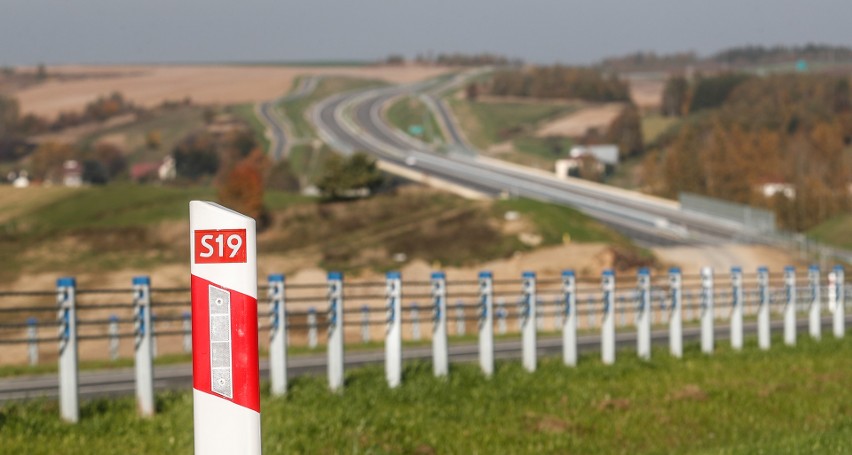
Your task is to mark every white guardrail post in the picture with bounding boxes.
[268,274,287,396]
[637,268,651,360]
[521,271,537,372]
[758,266,771,350]
[57,276,79,423]
[189,201,260,455]
[730,267,743,350]
[385,271,402,388]
[133,275,154,417]
[668,268,682,358]
[27,318,39,366]
[108,315,119,361]
[478,271,494,377]
[809,265,821,340]
[700,267,714,355]
[601,270,615,365]
[784,266,796,347]
[562,270,577,367]
[431,272,448,377]
[833,265,845,339]
[327,272,344,392]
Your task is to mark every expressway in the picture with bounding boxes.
[312,77,755,247]
[257,76,320,161]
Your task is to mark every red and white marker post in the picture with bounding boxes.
[190,201,261,455]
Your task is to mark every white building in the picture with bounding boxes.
[555,144,620,178]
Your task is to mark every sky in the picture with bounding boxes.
[2,0,852,66]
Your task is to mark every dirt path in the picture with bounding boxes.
[535,103,625,138]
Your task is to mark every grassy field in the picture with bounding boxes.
[79,106,207,165]
[2,335,851,454]
[0,185,311,277]
[0,183,634,278]
[808,214,852,250]
[448,98,579,169]
[385,95,445,145]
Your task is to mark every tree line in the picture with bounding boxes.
[646,73,852,230]
[489,65,631,102]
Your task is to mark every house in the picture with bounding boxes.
[555,144,619,178]
[62,160,82,187]
[757,181,795,199]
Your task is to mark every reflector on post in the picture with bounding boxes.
[190,201,260,455]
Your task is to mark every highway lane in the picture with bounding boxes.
[2,317,844,403]
[316,83,746,246]
[257,76,319,161]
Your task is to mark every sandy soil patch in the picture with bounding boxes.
[14,64,452,119]
[535,103,625,138]
[652,244,803,273]
[628,78,664,110]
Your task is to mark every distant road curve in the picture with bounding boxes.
[256,76,320,161]
[312,76,760,247]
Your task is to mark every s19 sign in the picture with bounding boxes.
[194,229,247,264]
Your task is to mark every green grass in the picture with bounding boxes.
[281,77,387,140]
[808,213,852,250]
[495,198,629,246]
[0,185,311,277]
[448,99,576,149]
[386,95,445,144]
[2,335,852,453]
[642,114,679,146]
[79,107,207,166]
[229,103,270,153]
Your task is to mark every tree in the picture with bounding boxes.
[266,159,301,192]
[173,133,219,181]
[606,104,644,159]
[145,130,162,150]
[661,75,689,116]
[92,143,128,178]
[0,95,20,138]
[465,83,479,101]
[29,142,75,182]
[82,159,108,185]
[315,152,384,199]
[218,150,269,229]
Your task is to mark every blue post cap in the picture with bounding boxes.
[834,265,844,272]
[183,311,190,318]
[638,267,650,276]
[328,271,343,280]
[361,305,369,311]
[784,265,795,273]
[479,271,493,279]
[522,271,536,279]
[268,274,285,282]
[410,302,419,309]
[109,315,118,322]
[731,266,742,274]
[308,307,316,313]
[669,267,682,274]
[27,317,37,325]
[758,266,769,274]
[386,271,401,280]
[57,277,76,287]
[809,264,820,272]
[132,276,150,285]
[602,269,614,277]
[562,269,575,277]
[431,271,446,280]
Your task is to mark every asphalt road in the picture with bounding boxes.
[1,316,846,403]
[257,76,319,161]
[312,78,758,247]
